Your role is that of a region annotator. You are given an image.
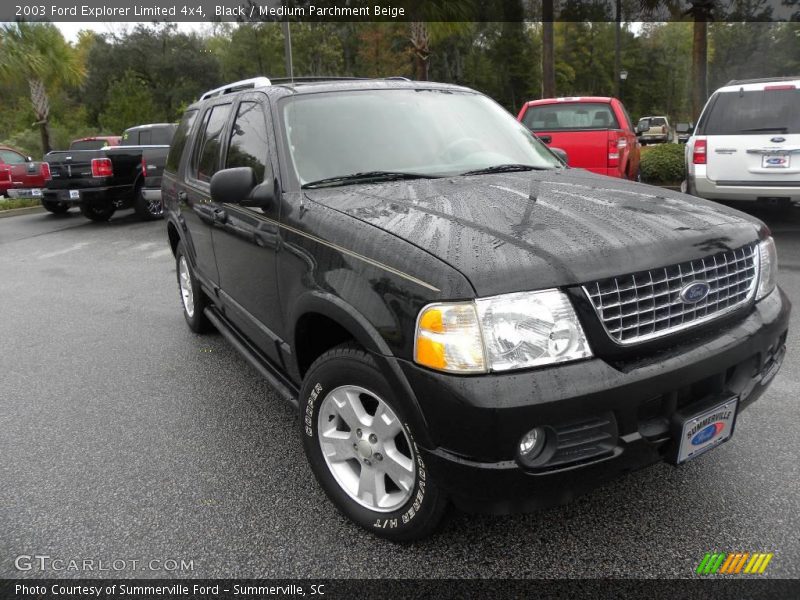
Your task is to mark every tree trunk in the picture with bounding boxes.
[542,1,555,97]
[691,19,708,121]
[614,0,621,98]
[410,22,430,81]
[29,78,51,155]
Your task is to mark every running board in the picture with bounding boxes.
[204,307,299,410]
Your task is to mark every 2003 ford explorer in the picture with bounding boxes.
[162,77,790,541]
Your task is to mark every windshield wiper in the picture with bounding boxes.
[739,127,788,133]
[301,171,440,189]
[460,164,548,176]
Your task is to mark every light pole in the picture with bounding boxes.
[619,69,628,103]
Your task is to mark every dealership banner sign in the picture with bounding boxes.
[6,0,800,22]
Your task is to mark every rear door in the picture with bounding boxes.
[519,101,614,173]
[181,101,235,285]
[701,86,800,184]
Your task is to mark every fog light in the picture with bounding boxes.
[518,427,546,462]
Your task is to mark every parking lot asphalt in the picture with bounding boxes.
[1,204,799,579]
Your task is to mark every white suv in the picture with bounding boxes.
[685,77,800,207]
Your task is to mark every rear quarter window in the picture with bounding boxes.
[166,111,198,173]
[522,103,619,131]
[702,88,800,135]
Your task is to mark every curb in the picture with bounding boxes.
[0,205,45,219]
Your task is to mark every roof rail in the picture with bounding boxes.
[269,76,369,84]
[200,77,272,101]
[383,76,411,81]
[725,76,800,86]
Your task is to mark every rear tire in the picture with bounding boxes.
[300,344,448,542]
[133,187,163,221]
[79,204,115,222]
[42,201,70,214]
[175,241,211,333]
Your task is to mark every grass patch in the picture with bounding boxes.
[0,198,42,211]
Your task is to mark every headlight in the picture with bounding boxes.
[757,237,777,301]
[414,290,592,374]
[476,290,592,371]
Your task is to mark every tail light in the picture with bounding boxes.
[608,132,624,168]
[662,125,667,134]
[764,84,795,90]
[91,158,113,178]
[692,139,707,165]
[41,162,51,180]
[141,156,147,178]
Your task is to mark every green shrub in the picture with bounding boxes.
[640,143,686,184]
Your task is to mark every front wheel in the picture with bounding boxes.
[79,203,115,222]
[300,344,448,542]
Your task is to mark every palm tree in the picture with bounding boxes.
[0,22,84,154]
[542,0,555,97]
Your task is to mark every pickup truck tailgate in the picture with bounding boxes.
[46,151,97,185]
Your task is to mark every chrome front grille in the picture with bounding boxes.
[584,243,759,345]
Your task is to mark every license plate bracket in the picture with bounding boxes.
[69,190,80,200]
[673,397,738,464]
[762,153,790,169]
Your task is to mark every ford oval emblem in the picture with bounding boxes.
[679,281,710,303]
[770,136,786,143]
[691,422,725,446]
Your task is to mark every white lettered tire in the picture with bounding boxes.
[300,344,447,541]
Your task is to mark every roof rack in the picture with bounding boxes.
[200,77,272,101]
[269,76,414,85]
[725,76,800,86]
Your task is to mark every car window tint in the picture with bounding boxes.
[121,130,138,145]
[166,111,198,173]
[151,126,175,145]
[703,89,800,134]
[138,130,152,145]
[522,103,619,131]
[70,140,107,150]
[226,101,269,182]
[0,150,26,164]
[649,117,666,126]
[192,104,232,184]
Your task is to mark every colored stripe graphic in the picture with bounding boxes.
[698,552,773,575]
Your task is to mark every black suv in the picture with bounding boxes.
[163,77,790,541]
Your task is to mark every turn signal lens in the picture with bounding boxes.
[757,237,778,300]
[414,303,486,373]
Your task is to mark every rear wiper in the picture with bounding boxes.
[739,127,788,133]
[460,164,548,176]
[301,171,440,189]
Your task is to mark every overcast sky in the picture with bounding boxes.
[54,21,213,42]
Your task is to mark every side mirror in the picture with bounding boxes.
[26,156,33,162]
[636,122,649,134]
[210,167,273,208]
[550,147,568,164]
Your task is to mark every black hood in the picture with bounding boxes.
[304,169,763,297]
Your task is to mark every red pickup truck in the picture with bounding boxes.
[0,145,50,198]
[517,97,640,180]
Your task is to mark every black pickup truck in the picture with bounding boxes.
[42,123,176,221]
[164,77,789,541]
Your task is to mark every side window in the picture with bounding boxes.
[225,101,270,182]
[166,110,197,173]
[0,150,26,164]
[191,103,232,184]
[139,130,152,145]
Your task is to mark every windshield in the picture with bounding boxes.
[702,88,800,134]
[281,89,560,186]
[521,102,619,131]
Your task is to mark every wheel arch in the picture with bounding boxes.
[290,291,434,448]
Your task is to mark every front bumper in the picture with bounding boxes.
[403,288,790,514]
